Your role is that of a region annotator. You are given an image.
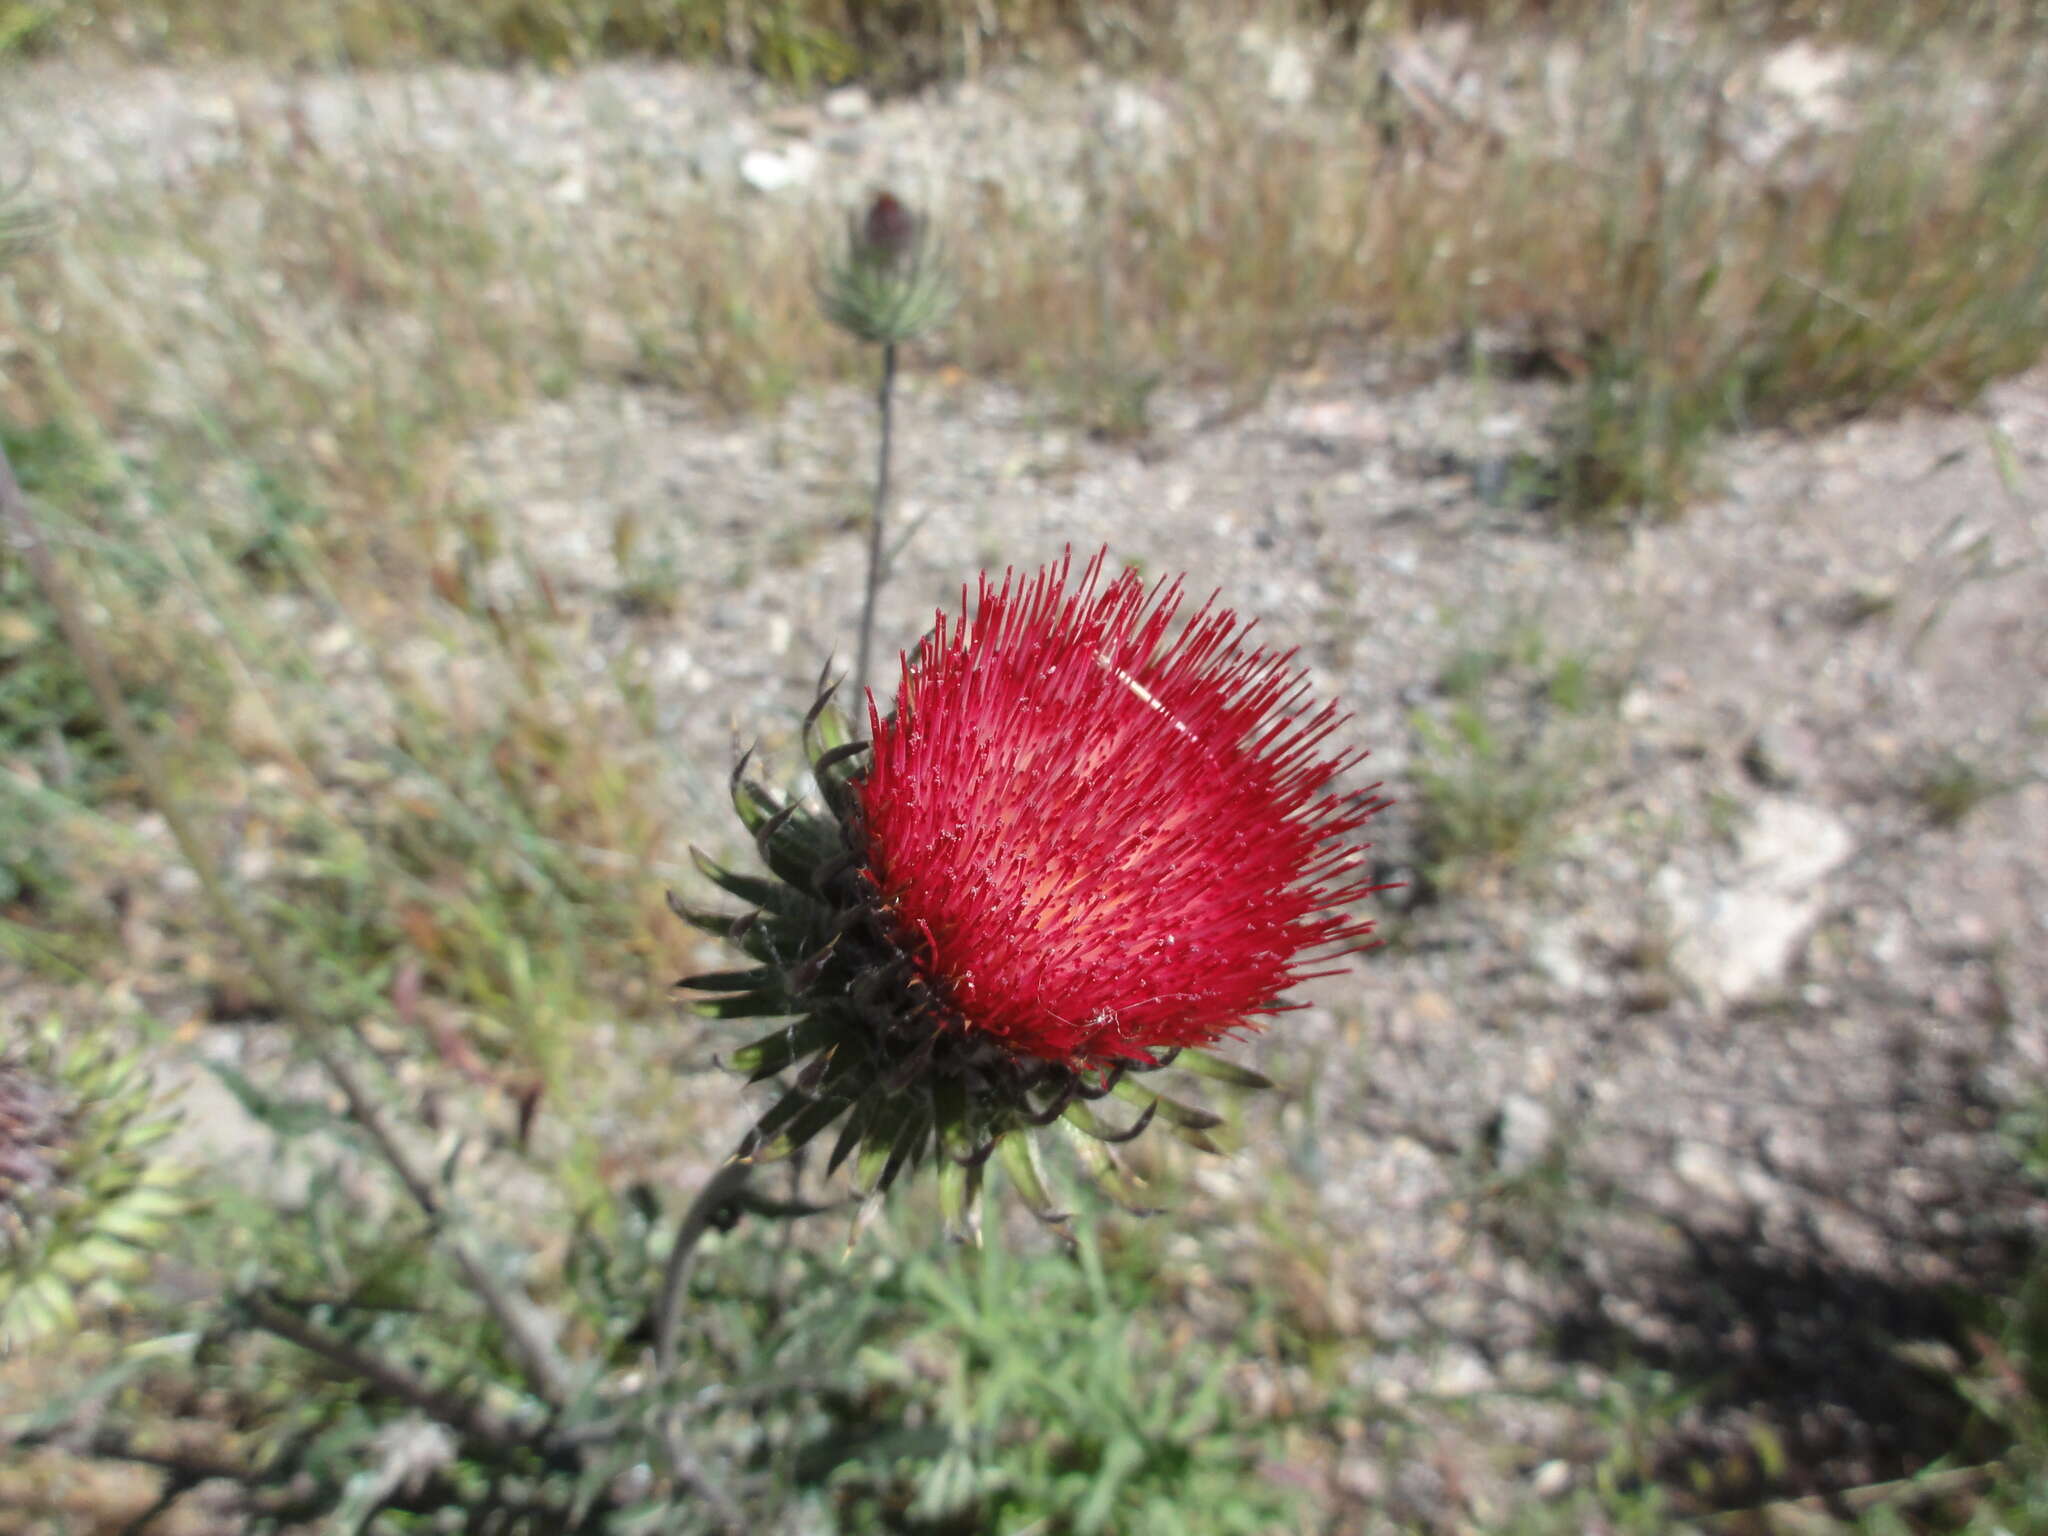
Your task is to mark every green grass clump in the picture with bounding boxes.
[1409,625,1616,887]
[1547,79,2048,522]
[832,1224,1311,1534]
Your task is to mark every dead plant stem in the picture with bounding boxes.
[0,436,573,1408]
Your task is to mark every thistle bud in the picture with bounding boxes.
[818,188,954,346]
[860,191,919,268]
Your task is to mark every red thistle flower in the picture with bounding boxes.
[680,552,1385,1228]
[859,551,1381,1067]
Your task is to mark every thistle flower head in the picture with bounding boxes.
[817,188,954,346]
[681,552,1385,1232]
[862,556,1382,1063]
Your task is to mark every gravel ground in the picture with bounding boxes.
[6,33,2047,1527]
[451,353,2048,1515]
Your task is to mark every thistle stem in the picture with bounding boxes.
[0,439,572,1408]
[652,1150,754,1377]
[850,340,897,730]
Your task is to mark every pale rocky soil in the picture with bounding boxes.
[462,360,2048,1518]
[6,27,2047,1530]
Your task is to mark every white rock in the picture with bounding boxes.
[821,85,872,121]
[1759,41,1855,124]
[1659,796,1853,1008]
[1673,1139,1745,1204]
[1739,795,1854,893]
[1496,1094,1556,1177]
[738,142,819,193]
[1674,1139,1787,1211]
[1265,42,1316,107]
[1660,880,1807,1009]
[1531,1459,1572,1499]
[1105,83,1172,141]
[1424,1347,1494,1397]
[1529,922,1598,994]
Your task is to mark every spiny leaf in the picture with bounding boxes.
[729,1017,840,1081]
[1108,1077,1224,1132]
[665,892,761,943]
[811,740,871,780]
[854,1133,894,1193]
[998,1134,1070,1233]
[753,1089,856,1164]
[827,1093,884,1177]
[690,989,798,1021]
[1108,1079,1235,1154]
[669,904,797,969]
[743,1050,861,1160]
[1062,1097,1158,1145]
[1059,1123,1161,1216]
[688,847,824,923]
[937,1155,984,1245]
[682,966,782,996]
[868,1112,930,1196]
[729,757,786,834]
[1174,1049,1276,1091]
[755,804,847,893]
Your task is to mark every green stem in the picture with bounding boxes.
[652,1149,754,1378]
[850,340,897,731]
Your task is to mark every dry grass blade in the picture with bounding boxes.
[0,160,51,264]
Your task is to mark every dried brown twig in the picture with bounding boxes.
[0,436,573,1407]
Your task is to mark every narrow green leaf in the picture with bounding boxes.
[755,1090,855,1163]
[873,1115,930,1195]
[729,769,785,834]
[688,847,820,922]
[1174,1048,1276,1091]
[729,1016,839,1080]
[852,1112,901,1191]
[936,1156,983,1245]
[1059,1122,1161,1216]
[681,966,781,995]
[997,1134,1069,1233]
[1062,1097,1157,1144]
[690,989,797,1021]
[1108,1077,1229,1139]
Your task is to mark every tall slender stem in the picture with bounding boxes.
[0,440,572,1408]
[850,340,898,728]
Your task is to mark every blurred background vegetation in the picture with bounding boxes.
[3,0,2047,1530]
[3,0,2047,74]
